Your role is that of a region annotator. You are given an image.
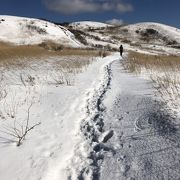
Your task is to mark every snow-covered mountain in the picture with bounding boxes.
[121,22,180,45]
[0,15,180,53]
[67,21,180,55]
[69,21,112,30]
[0,15,81,47]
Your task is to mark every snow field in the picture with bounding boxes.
[0,53,120,180]
[0,55,90,179]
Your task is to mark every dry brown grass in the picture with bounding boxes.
[0,42,102,86]
[56,48,100,57]
[38,41,100,56]
[50,56,95,86]
[0,42,100,68]
[0,42,100,58]
[0,42,52,68]
[124,51,180,73]
[0,42,50,59]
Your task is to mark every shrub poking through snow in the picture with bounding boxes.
[1,104,41,146]
[0,74,7,101]
[38,41,64,51]
[68,29,88,45]
[26,24,47,34]
[20,74,36,87]
[98,50,109,58]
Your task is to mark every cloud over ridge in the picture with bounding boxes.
[43,0,133,15]
[106,18,124,26]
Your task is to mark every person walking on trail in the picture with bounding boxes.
[119,45,123,57]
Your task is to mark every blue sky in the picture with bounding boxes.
[0,0,179,28]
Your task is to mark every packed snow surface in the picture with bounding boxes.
[100,60,180,180]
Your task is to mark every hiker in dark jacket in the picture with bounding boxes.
[119,45,123,56]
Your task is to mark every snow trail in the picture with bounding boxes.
[66,55,120,180]
[100,60,180,180]
[66,54,180,180]
[37,54,120,180]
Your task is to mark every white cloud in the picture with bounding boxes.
[116,3,133,13]
[43,0,133,15]
[106,18,124,26]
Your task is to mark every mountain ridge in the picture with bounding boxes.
[0,15,180,54]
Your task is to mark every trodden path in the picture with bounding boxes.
[39,54,180,180]
[100,60,180,180]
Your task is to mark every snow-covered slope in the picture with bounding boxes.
[0,15,81,46]
[69,21,112,30]
[123,22,180,44]
[68,21,180,55]
[1,15,180,52]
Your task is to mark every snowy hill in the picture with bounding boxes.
[0,15,81,47]
[69,21,112,30]
[67,21,180,55]
[0,16,180,53]
[122,22,180,45]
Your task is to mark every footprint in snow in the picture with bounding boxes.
[99,130,114,143]
[121,164,130,176]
